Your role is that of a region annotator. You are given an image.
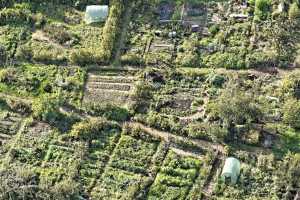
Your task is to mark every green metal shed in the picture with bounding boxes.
[221,157,241,184]
[85,5,109,24]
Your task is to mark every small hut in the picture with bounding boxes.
[85,5,109,24]
[221,157,241,184]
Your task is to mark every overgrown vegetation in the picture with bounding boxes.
[1,0,300,199]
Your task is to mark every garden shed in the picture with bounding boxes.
[85,5,109,24]
[221,157,241,184]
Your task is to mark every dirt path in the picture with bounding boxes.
[202,154,222,198]
[170,147,204,160]
[129,122,224,153]
[179,108,204,121]
[57,106,273,157]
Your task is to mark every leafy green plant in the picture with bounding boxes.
[282,98,300,129]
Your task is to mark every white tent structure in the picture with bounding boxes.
[85,5,109,24]
[221,157,241,184]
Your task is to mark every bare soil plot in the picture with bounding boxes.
[83,69,138,107]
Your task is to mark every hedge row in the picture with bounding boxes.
[98,0,131,63]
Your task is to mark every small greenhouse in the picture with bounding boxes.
[85,5,109,24]
[221,157,241,184]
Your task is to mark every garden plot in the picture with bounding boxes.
[6,121,52,164]
[91,167,151,200]
[0,25,31,61]
[91,131,163,200]
[0,111,22,146]
[146,36,176,65]
[83,69,137,106]
[147,150,204,200]
[109,134,160,175]
[154,93,196,116]
[0,64,85,107]
[79,128,121,194]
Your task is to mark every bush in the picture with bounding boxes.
[33,48,67,64]
[282,99,300,129]
[209,24,220,35]
[84,103,130,122]
[69,49,95,66]
[245,51,278,68]
[32,94,62,123]
[206,52,245,69]
[0,7,34,25]
[15,44,33,61]
[208,88,263,125]
[281,72,300,99]
[254,0,272,21]
[176,52,201,68]
[176,35,202,67]
[70,118,120,141]
[289,2,300,20]
[98,1,126,62]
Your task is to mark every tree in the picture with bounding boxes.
[208,88,263,126]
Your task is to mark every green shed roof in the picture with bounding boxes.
[85,5,109,24]
[221,157,241,184]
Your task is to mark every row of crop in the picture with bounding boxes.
[147,150,202,200]
[109,134,159,175]
[78,126,121,195]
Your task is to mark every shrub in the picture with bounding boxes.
[0,7,34,25]
[15,44,33,61]
[32,94,62,123]
[70,118,120,141]
[289,2,300,20]
[176,35,201,67]
[98,1,126,62]
[281,72,300,99]
[206,52,245,69]
[84,103,130,122]
[69,49,95,66]
[282,99,300,129]
[209,24,220,35]
[245,51,278,68]
[254,0,272,21]
[208,88,263,125]
[176,52,201,68]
